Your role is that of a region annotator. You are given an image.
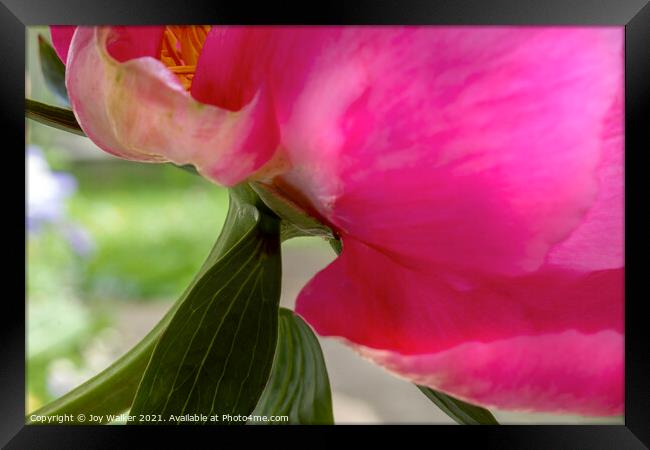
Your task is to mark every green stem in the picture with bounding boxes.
[25,98,85,136]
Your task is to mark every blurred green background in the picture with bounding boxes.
[26,27,619,424]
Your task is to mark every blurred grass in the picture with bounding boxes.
[67,161,228,302]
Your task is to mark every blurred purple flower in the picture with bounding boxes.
[26,146,95,257]
[27,146,76,231]
[61,223,96,257]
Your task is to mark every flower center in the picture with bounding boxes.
[159,26,211,91]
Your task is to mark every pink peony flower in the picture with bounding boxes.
[52,26,624,415]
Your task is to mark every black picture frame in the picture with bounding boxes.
[4,0,648,447]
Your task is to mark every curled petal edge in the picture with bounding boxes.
[66,26,280,186]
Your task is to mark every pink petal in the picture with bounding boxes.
[191,27,343,128]
[274,27,623,276]
[191,27,276,110]
[274,29,623,414]
[363,331,622,416]
[65,27,280,186]
[295,238,623,415]
[50,26,76,64]
[103,26,165,62]
[546,93,624,271]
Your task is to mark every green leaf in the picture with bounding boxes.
[251,308,334,424]
[25,98,85,136]
[417,385,499,425]
[250,181,335,242]
[129,184,282,424]
[38,34,69,105]
[26,184,274,424]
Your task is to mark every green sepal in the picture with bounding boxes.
[251,308,334,424]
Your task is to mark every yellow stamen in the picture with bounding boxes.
[159,25,211,91]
